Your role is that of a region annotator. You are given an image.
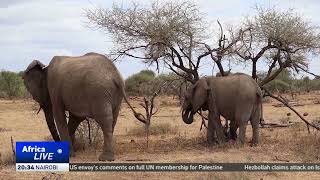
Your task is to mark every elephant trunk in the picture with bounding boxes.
[42,103,60,141]
[182,108,194,124]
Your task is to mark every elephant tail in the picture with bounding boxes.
[113,79,147,124]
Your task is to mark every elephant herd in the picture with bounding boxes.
[23,52,262,161]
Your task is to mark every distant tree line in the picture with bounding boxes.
[258,69,320,93]
[126,69,320,96]
[0,69,319,99]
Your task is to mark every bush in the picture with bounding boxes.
[125,70,186,97]
[262,69,293,93]
[0,71,25,98]
[265,79,290,93]
[259,69,320,93]
[125,70,156,95]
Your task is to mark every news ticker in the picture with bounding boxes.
[16,163,320,172]
[14,142,320,172]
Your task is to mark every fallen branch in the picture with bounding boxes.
[260,122,293,128]
[262,87,320,132]
[272,102,304,107]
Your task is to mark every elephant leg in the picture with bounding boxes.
[52,104,74,156]
[94,104,114,161]
[236,106,252,144]
[112,106,120,133]
[207,114,215,144]
[238,122,247,144]
[209,111,224,144]
[250,107,261,146]
[68,113,84,150]
[229,120,238,140]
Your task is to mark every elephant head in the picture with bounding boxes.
[181,78,210,124]
[23,60,60,141]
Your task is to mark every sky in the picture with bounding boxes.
[0,0,319,78]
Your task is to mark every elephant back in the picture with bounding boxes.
[47,53,125,99]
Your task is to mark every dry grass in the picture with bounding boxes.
[160,99,179,107]
[293,134,320,162]
[74,119,103,151]
[40,173,63,180]
[1,91,320,179]
[127,123,177,136]
[0,152,15,166]
[203,173,251,180]
[0,127,10,132]
[287,124,320,162]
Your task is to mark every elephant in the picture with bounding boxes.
[181,73,262,145]
[23,52,146,161]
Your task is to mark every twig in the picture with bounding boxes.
[262,87,320,132]
[275,156,290,162]
[197,111,208,130]
[11,136,15,156]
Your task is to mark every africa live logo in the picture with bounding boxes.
[22,145,64,160]
[16,142,69,171]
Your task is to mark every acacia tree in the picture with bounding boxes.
[227,7,320,130]
[86,1,241,83]
[230,7,320,84]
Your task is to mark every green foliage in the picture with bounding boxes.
[125,70,156,95]
[293,77,320,92]
[0,71,25,98]
[261,69,293,92]
[265,79,290,92]
[260,69,320,93]
[125,70,185,96]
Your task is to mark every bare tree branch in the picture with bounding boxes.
[262,87,320,132]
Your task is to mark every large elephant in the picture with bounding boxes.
[23,52,146,161]
[181,74,262,145]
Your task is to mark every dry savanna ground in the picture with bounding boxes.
[1,92,320,179]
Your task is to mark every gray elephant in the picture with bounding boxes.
[23,52,146,161]
[181,74,262,145]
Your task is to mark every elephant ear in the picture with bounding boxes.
[191,78,210,113]
[25,60,45,74]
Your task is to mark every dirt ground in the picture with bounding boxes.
[1,92,320,179]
